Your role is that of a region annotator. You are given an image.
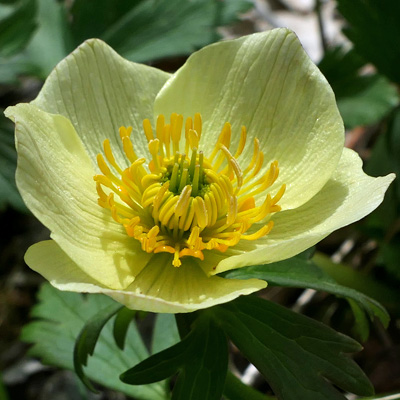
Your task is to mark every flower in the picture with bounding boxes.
[5,29,394,313]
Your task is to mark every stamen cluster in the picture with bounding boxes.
[94,113,285,267]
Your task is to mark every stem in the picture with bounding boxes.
[315,0,328,54]
[223,371,275,400]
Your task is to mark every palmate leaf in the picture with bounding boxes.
[21,284,168,400]
[121,316,228,400]
[73,302,123,392]
[224,254,389,339]
[213,296,374,400]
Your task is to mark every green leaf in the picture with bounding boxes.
[0,0,37,57]
[380,240,400,281]
[23,0,69,78]
[224,254,390,332]
[121,316,228,400]
[151,313,180,354]
[318,47,399,129]
[0,54,39,84]
[21,283,168,400]
[214,296,374,400]
[365,107,400,231]
[337,0,400,84]
[73,302,123,392]
[318,47,367,98]
[17,0,252,79]
[313,252,400,317]
[113,307,137,350]
[69,0,252,63]
[68,0,144,44]
[337,75,399,129]
[0,111,27,212]
[347,299,370,342]
[223,372,273,400]
[0,372,9,400]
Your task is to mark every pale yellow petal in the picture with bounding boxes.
[211,148,395,274]
[32,39,170,168]
[155,28,344,209]
[5,104,150,289]
[26,240,267,313]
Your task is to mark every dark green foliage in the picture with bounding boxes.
[5,0,251,78]
[365,107,400,281]
[0,111,27,211]
[121,316,228,400]
[113,307,137,350]
[215,296,374,400]
[319,47,399,129]
[21,284,169,400]
[0,0,37,57]
[73,302,123,391]
[337,0,400,84]
[224,254,390,336]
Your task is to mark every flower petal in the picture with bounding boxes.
[32,39,170,167]
[155,28,344,209]
[211,148,395,274]
[5,104,151,289]
[26,240,267,313]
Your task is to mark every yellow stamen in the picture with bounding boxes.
[119,126,132,139]
[143,119,154,141]
[122,136,138,163]
[234,126,247,158]
[241,221,274,240]
[194,113,202,137]
[103,139,123,175]
[94,113,284,267]
[156,114,165,140]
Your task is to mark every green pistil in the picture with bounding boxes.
[169,163,179,192]
[178,168,189,193]
[192,165,200,196]
[165,150,208,196]
[178,153,186,177]
[198,151,204,183]
[189,148,197,179]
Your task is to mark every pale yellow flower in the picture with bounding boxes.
[5,29,394,313]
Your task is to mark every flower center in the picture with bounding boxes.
[94,113,285,267]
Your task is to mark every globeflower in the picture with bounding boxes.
[5,29,394,313]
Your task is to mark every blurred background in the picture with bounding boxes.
[1,0,400,399]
